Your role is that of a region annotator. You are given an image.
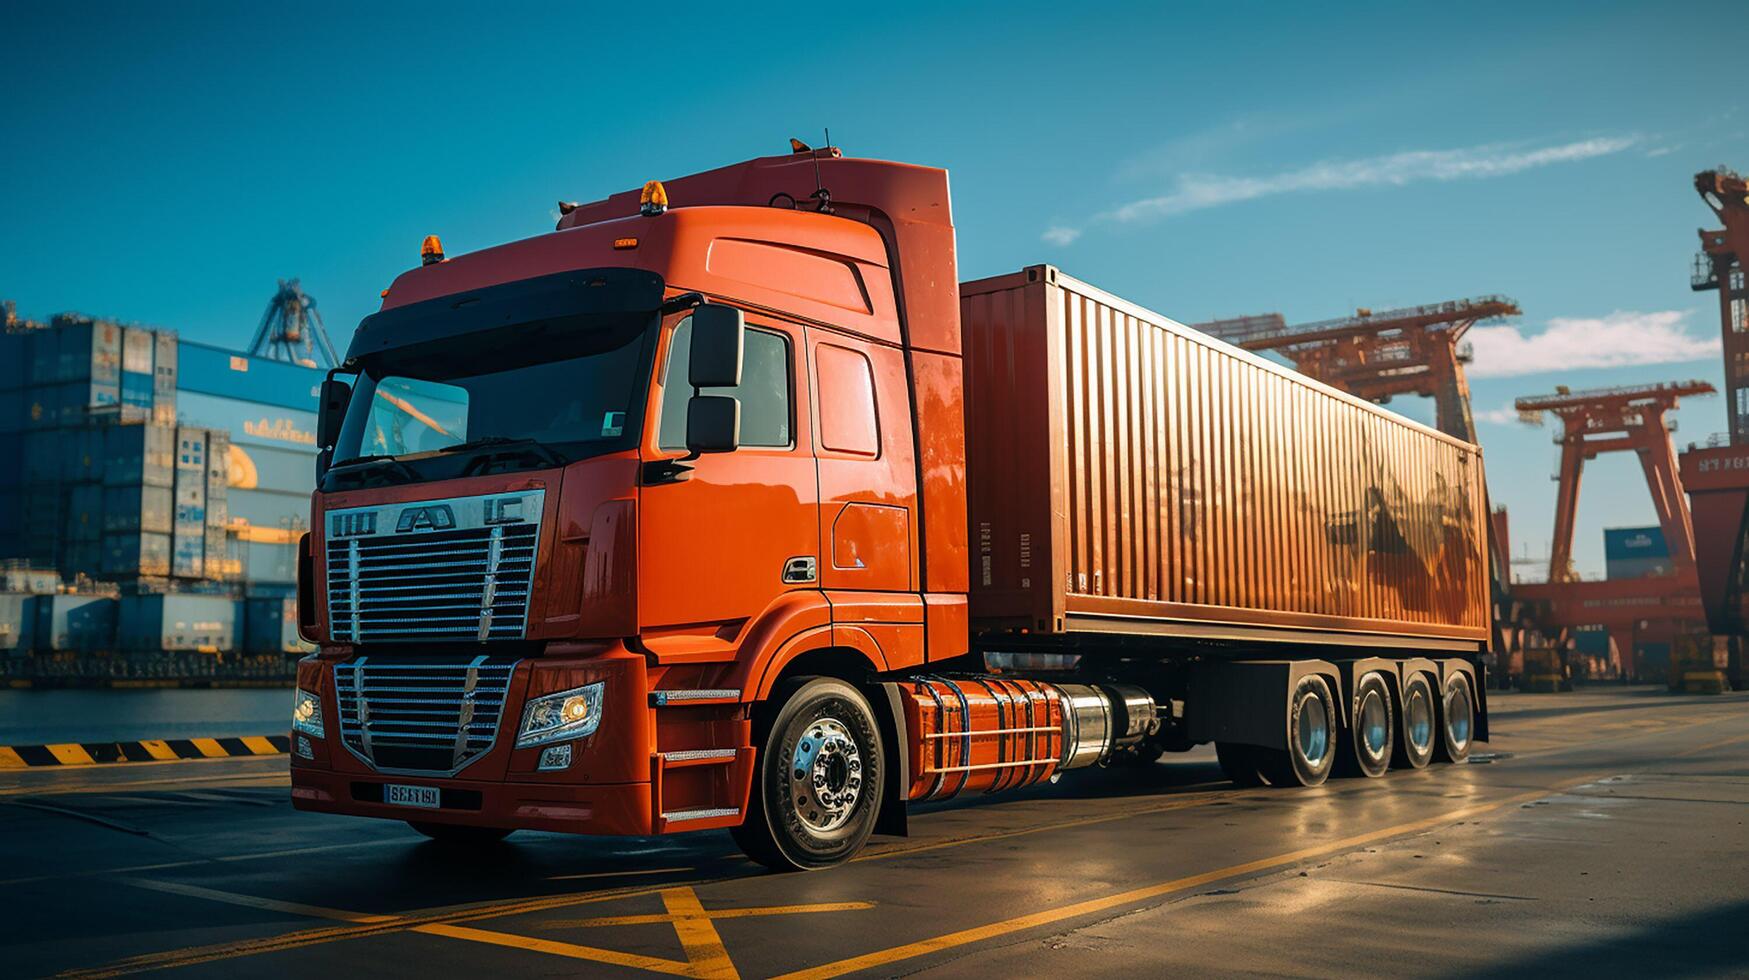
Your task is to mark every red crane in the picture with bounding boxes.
[1196,296,1521,443]
[1515,381,1714,584]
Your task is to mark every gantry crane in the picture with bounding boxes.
[1195,296,1521,443]
[1516,381,1713,583]
[1693,168,1749,443]
[248,279,338,368]
[1681,167,1749,689]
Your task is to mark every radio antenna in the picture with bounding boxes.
[810,127,833,214]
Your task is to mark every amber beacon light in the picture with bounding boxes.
[420,235,444,265]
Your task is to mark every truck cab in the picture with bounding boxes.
[291,149,971,865]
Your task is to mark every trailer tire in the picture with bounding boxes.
[1393,671,1437,769]
[1256,674,1336,787]
[1338,672,1395,778]
[1435,672,1475,763]
[407,822,513,844]
[1216,742,1267,787]
[732,676,884,872]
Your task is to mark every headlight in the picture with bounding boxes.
[516,682,604,748]
[292,689,324,739]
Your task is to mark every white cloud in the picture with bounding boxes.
[1466,310,1718,379]
[1474,403,1521,425]
[1105,136,1638,223]
[1041,226,1081,246]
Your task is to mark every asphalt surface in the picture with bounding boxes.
[3,685,1747,979]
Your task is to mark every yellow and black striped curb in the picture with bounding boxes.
[0,735,289,769]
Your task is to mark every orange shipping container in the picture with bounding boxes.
[961,265,1490,651]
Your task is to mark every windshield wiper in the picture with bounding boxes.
[438,436,567,469]
[326,454,421,486]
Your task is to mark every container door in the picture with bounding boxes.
[637,313,820,656]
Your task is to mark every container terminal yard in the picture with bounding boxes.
[4,7,1747,978]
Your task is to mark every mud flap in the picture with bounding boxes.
[1184,659,1341,750]
[870,682,910,837]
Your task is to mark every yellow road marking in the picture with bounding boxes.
[539,900,874,930]
[124,879,399,924]
[241,736,281,755]
[661,887,740,979]
[548,866,694,881]
[0,747,25,770]
[48,744,96,766]
[770,775,1610,980]
[189,738,227,759]
[414,923,696,977]
[139,741,178,761]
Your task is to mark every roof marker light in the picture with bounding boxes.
[613,237,639,250]
[640,180,669,216]
[420,235,445,265]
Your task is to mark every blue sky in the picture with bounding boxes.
[3,1,1743,578]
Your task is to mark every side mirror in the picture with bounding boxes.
[317,377,352,450]
[689,304,744,388]
[686,395,740,454]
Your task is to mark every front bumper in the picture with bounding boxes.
[291,768,654,835]
[290,643,753,837]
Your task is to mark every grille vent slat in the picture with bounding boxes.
[333,654,520,774]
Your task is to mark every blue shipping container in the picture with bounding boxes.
[1604,526,1674,580]
[243,595,309,655]
[118,594,238,653]
[104,423,176,488]
[102,531,172,578]
[0,387,24,435]
[176,342,322,412]
[227,442,316,495]
[102,485,173,534]
[60,426,105,483]
[33,594,117,653]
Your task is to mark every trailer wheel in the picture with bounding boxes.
[732,676,884,872]
[1216,742,1267,787]
[1435,672,1474,763]
[407,822,513,844]
[1338,672,1395,778]
[1254,674,1336,787]
[1393,672,1437,769]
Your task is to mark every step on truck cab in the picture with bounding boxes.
[290,144,1490,869]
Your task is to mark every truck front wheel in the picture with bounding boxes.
[733,676,885,871]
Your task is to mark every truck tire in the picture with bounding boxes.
[1435,672,1475,763]
[407,822,513,844]
[1256,674,1337,787]
[1216,741,1267,787]
[1338,671,1395,778]
[1393,671,1437,769]
[732,676,884,872]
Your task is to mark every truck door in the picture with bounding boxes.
[807,327,923,668]
[637,313,820,653]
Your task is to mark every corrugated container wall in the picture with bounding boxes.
[33,594,117,653]
[244,596,309,655]
[118,594,238,653]
[960,266,1490,647]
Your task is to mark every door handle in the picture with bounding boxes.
[782,556,818,584]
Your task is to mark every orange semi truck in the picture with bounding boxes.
[290,144,1490,869]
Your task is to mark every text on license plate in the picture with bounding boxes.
[384,784,440,808]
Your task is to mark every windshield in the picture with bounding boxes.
[328,311,657,486]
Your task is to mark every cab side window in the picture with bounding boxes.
[659,317,793,449]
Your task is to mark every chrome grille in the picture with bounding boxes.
[325,491,544,643]
[333,655,519,774]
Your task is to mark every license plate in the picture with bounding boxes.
[384,784,440,809]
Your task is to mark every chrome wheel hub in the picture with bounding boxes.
[790,717,863,833]
[1359,690,1389,759]
[1446,685,1472,750]
[1407,690,1434,751]
[1297,695,1330,765]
